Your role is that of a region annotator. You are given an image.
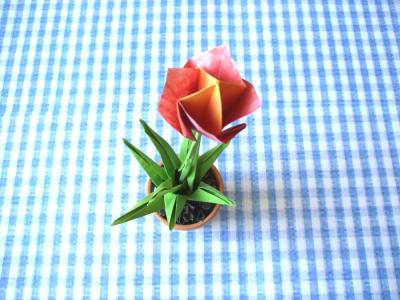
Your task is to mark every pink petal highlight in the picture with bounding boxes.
[184,46,243,85]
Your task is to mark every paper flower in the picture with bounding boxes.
[158,46,261,143]
[113,47,261,230]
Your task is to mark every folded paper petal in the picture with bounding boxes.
[177,104,196,140]
[198,68,218,90]
[218,80,246,112]
[184,46,243,85]
[159,46,261,144]
[159,68,199,134]
[179,84,222,136]
[222,80,261,127]
[179,120,246,144]
[218,123,246,144]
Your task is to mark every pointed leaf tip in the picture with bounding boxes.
[190,182,236,206]
[164,193,178,230]
[194,142,229,187]
[139,119,181,179]
[111,220,119,226]
[122,138,166,186]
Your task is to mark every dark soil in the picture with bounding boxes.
[152,169,218,225]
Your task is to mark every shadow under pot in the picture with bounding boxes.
[146,165,223,231]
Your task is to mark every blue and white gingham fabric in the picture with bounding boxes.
[1,0,400,299]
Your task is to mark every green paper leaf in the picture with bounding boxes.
[175,195,187,220]
[189,182,236,206]
[164,193,189,230]
[179,137,192,161]
[194,142,229,187]
[153,178,173,193]
[179,131,199,160]
[151,179,184,204]
[122,138,166,186]
[140,119,180,179]
[179,132,201,190]
[164,193,177,230]
[112,178,185,226]
[112,193,164,225]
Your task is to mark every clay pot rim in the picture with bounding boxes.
[146,164,224,231]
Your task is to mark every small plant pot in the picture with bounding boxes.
[146,165,223,231]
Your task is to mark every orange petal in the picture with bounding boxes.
[179,84,222,136]
[198,68,218,90]
[158,68,199,134]
[184,46,243,85]
[222,80,261,127]
[218,80,246,113]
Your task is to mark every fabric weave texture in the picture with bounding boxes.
[0,0,399,299]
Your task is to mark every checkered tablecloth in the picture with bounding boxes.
[1,0,400,299]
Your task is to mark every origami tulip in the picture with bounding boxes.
[158,46,261,143]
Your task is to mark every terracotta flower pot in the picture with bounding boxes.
[146,165,224,231]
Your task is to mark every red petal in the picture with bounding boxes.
[222,80,261,127]
[158,68,199,134]
[218,123,247,143]
[177,104,196,140]
[199,123,246,144]
[184,46,243,85]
